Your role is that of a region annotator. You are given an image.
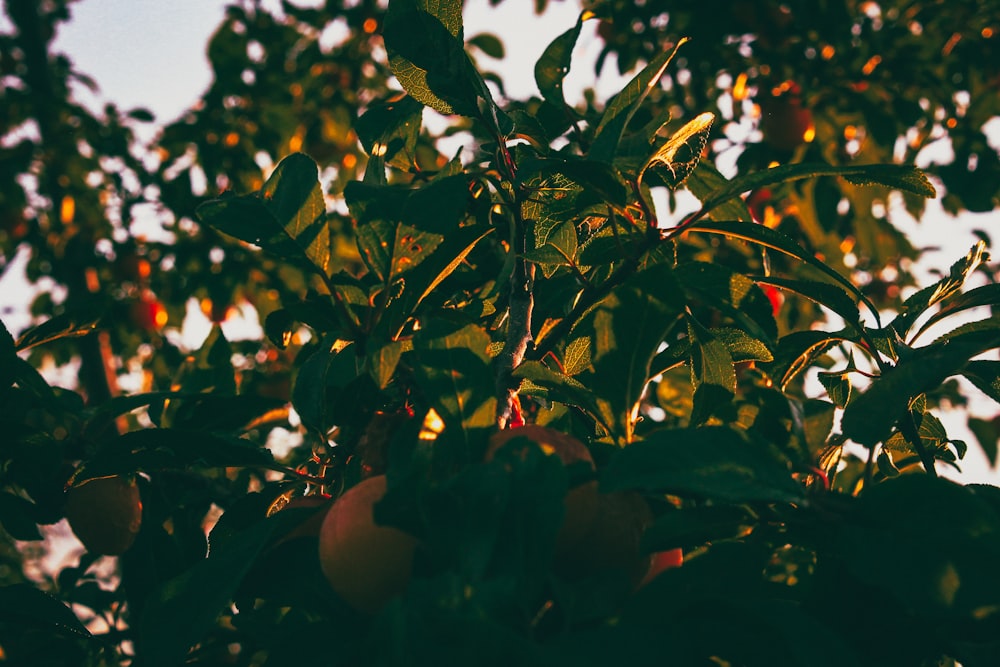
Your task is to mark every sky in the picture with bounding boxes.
[15,0,1000,483]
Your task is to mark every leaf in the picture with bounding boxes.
[355,95,424,182]
[140,510,306,667]
[684,162,753,222]
[963,360,1000,405]
[572,262,684,443]
[892,241,991,340]
[0,493,43,540]
[640,112,714,189]
[291,338,356,433]
[197,153,330,276]
[562,337,591,376]
[589,38,688,163]
[412,319,497,447]
[75,429,275,482]
[842,329,1000,447]
[751,275,862,328]
[383,0,512,138]
[534,17,582,107]
[687,220,877,326]
[818,371,852,408]
[840,475,1000,618]
[513,360,604,426]
[641,505,758,552]
[14,312,100,351]
[0,583,91,639]
[600,426,804,503]
[467,32,504,59]
[690,162,935,222]
[0,319,17,393]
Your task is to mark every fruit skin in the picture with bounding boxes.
[486,425,599,557]
[64,476,143,556]
[274,496,332,545]
[318,475,417,614]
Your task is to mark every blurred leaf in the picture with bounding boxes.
[14,312,100,351]
[467,33,504,59]
[198,153,330,276]
[967,416,999,467]
[641,505,758,552]
[600,426,803,503]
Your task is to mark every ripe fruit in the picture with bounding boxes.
[64,476,143,556]
[273,495,332,545]
[487,425,599,555]
[318,475,417,614]
[130,291,167,331]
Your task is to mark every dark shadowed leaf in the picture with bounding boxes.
[534,17,582,107]
[600,426,803,503]
[0,584,91,638]
[14,312,100,351]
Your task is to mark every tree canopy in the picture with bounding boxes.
[1,0,999,665]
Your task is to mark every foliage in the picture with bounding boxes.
[1,0,1000,665]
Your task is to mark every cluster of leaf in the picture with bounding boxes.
[2,0,1000,665]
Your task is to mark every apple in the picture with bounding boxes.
[64,475,143,556]
[318,475,417,614]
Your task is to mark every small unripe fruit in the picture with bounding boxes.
[487,425,599,556]
[64,476,143,556]
[318,476,416,614]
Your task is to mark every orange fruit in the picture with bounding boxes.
[557,490,654,585]
[318,475,416,614]
[64,476,142,556]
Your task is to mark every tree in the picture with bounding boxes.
[1,0,999,665]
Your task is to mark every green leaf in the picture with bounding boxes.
[690,162,935,222]
[0,493,43,540]
[197,153,330,275]
[687,220,877,326]
[368,340,406,389]
[589,38,688,163]
[818,371,853,408]
[75,430,275,481]
[140,510,305,667]
[673,261,778,344]
[840,475,1000,618]
[641,505,758,552]
[684,162,753,222]
[687,319,736,392]
[963,360,1000,405]
[639,112,714,189]
[0,319,16,392]
[513,360,604,427]
[842,329,1000,447]
[14,312,100,351]
[572,262,684,443]
[412,319,497,447]
[467,33,504,59]
[0,583,91,639]
[600,426,804,503]
[534,17,582,108]
[355,95,424,182]
[751,275,862,328]
[914,282,1000,343]
[292,338,356,433]
[892,241,990,340]
[383,0,512,137]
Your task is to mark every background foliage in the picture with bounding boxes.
[1,0,999,665]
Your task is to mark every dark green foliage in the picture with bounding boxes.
[1,1,999,665]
